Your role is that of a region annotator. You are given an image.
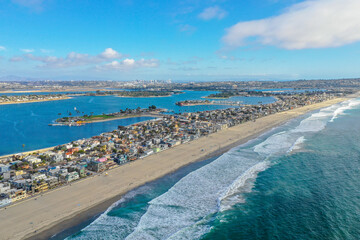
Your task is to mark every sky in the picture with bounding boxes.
[1,0,360,81]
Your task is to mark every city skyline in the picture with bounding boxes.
[1,0,360,81]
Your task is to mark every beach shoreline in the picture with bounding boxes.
[0,116,158,161]
[0,97,71,105]
[24,124,283,240]
[0,97,352,240]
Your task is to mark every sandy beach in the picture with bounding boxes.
[0,97,350,240]
[0,97,71,105]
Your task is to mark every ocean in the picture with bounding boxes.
[59,98,360,240]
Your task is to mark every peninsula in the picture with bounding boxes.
[0,91,353,239]
[0,94,351,240]
[51,106,164,126]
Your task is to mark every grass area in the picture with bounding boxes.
[83,115,117,120]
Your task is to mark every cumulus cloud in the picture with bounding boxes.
[20,49,34,53]
[99,48,122,59]
[223,0,360,49]
[97,58,159,71]
[0,46,6,51]
[198,6,227,20]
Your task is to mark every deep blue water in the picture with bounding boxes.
[64,98,360,240]
[0,91,275,155]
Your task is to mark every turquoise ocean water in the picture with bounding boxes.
[59,98,360,240]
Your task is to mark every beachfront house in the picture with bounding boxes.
[9,189,27,202]
[87,161,106,173]
[65,172,79,182]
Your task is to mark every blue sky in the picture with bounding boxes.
[0,0,360,81]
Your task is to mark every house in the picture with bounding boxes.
[14,170,25,176]
[65,147,79,157]
[24,156,41,164]
[32,182,48,193]
[0,164,10,173]
[114,155,128,165]
[51,153,64,163]
[87,161,106,173]
[65,172,79,182]
[0,183,11,194]
[9,189,27,202]
[31,173,47,182]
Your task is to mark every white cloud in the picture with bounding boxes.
[99,48,122,59]
[20,49,34,53]
[98,58,159,71]
[223,0,360,50]
[198,6,227,20]
[0,46,6,51]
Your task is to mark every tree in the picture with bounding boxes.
[148,105,157,110]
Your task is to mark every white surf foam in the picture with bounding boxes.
[68,185,155,239]
[330,98,360,122]
[125,149,262,240]
[72,98,360,240]
[218,161,270,212]
[287,136,306,153]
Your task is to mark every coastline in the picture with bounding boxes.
[0,97,71,105]
[0,116,158,161]
[0,97,350,240]
[66,114,158,124]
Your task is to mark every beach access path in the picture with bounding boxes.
[0,97,351,240]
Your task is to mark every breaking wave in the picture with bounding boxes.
[70,98,360,240]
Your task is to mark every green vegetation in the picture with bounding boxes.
[206,91,238,99]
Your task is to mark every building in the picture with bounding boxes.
[9,189,27,202]
[87,161,106,172]
[32,182,48,193]
[0,183,11,194]
[65,172,79,182]
[0,164,10,173]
